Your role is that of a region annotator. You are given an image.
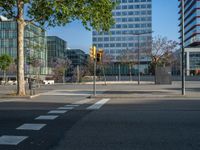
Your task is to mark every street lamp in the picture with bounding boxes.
[125,31,153,85]
[181,0,185,95]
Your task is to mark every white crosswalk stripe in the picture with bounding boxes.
[35,115,58,120]
[65,104,80,107]
[57,106,74,110]
[16,124,46,131]
[48,110,68,114]
[0,135,28,145]
[87,98,110,110]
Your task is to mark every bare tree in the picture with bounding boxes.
[149,35,179,75]
[51,58,71,83]
[72,65,89,82]
[117,49,136,80]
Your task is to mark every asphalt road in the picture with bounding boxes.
[1,93,200,150]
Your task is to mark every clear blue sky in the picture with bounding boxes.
[47,0,179,53]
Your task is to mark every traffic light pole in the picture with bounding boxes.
[93,58,96,96]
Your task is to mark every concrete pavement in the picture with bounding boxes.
[2,81,200,150]
[1,81,200,99]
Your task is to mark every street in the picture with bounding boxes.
[1,84,200,150]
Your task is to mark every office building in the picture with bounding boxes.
[47,36,67,67]
[179,0,200,75]
[0,16,48,77]
[65,49,87,67]
[65,49,88,76]
[92,0,152,75]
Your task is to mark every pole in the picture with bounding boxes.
[77,65,80,83]
[181,0,185,95]
[138,34,140,85]
[118,63,121,81]
[93,58,96,96]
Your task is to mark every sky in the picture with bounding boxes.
[47,0,180,53]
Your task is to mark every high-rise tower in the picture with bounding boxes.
[92,0,152,74]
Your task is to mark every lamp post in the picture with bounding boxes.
[126,31,153,85]
[181,0,185,95]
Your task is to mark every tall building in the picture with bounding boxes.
[47,36,67,66]
[178,0,200,75]
[0,16,48,77]
[92,0,152,75]
[65,49,87,67]
[65,49,88,76]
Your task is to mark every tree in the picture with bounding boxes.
[0,0,116,95]
[0,54,13,84]
[51,58,71,83]
[72,65,88,82]
[149,35,179,75]
[117,49,136,80]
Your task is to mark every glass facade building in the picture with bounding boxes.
[65,49,87,67]
[65,49,87,76]
[92,0,152,75]
[179,0,200,75]
[47,36,67,67]
[0,16,48,76]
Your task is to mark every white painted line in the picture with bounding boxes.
[35,115,58,120]
[65,104,80,107]
[87,98,110,110]
[48,110,67,114]
[0,135,28,145]
[73,99,94,105]
[57,106,74,110]
[16,124,46,131]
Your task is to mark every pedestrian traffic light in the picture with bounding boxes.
[89,46,96,60]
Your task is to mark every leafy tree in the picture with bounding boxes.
[0,0,116,95]
[0,54,13,84]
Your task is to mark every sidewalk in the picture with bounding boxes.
[90,81,200,99]
[0,84,52,99]
[0,81,200,99]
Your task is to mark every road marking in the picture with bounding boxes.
[87,98,110,110]
[16,124,46,131]
[48,110,67,114]
[0,135,28,145]
[57,106,74,110]
[35,115,58,120]
[65,104,80,107]
[73,99,94,105]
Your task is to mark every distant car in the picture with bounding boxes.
[42,80,55,85]
[7,80,14,85]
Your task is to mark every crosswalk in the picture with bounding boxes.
[0,98,110,146]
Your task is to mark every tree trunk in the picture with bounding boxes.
[17,1,26,96]
[3,70,6,85]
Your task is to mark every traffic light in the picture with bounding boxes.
[97,52,101,62]
[97,49,104,63]
[89,46,96,60]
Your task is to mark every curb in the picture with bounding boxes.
[89,94,200,99]
[0,93,41,99]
